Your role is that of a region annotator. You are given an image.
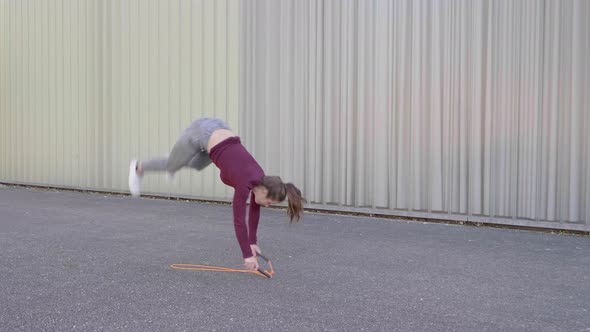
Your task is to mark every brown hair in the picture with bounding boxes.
[260,176,305,222]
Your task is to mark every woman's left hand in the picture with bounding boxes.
[244,256,259,270]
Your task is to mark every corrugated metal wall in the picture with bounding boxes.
[240,0,590,230]
[1,1,589,231]
[0,0,240,200]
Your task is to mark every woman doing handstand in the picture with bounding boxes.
[128,118,304,270]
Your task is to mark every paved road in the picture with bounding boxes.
[0,186,589,331]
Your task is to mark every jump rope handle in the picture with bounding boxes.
[256,254,272,278]
[257,268,272,278]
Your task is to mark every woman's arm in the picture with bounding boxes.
[248,191,261,245]
[232,188,254,259]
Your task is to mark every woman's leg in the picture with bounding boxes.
[137,158,167,173]
[128,117,229,196]
[187,151,213,171]
[129,135,199,197]
[167,118,227,172]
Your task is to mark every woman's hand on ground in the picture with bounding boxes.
[250,244,262,257]
[244,256,259,270]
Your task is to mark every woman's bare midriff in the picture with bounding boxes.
[207,129,237,153]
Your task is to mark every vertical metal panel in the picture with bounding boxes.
[240,0,590,229]
[0,0,6,182]
[1,0,588,231]
[1,0,6,181]
[0,0,241,201]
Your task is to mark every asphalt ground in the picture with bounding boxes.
[0,185,589,331]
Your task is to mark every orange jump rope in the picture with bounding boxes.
[170,254,274,279]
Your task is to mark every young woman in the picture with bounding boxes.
[128,118,304,270]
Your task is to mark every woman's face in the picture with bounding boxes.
[254,187,279,207]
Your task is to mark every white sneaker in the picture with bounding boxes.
[167,172,176,184]
[129,160,142,197]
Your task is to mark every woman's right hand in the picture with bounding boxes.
[244,256,259,270]
[250,244,262,257]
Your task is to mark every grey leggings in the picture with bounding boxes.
[141,118,230,174]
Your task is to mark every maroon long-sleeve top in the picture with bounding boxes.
[208,136,264,259]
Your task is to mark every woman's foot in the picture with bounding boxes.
[128,160,143,197]
[167,172,176,184]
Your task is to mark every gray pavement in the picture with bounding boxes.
[0,185,589,332]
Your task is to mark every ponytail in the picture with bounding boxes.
[285,183,305,223]
[260,176,305,222]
